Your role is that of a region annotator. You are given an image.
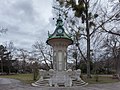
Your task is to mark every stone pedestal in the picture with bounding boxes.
[49,71,72,87]
[32,69,87,87]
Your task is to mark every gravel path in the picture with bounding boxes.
[0,78,120,90]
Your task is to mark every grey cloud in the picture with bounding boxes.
[12,0,36,22]
[0,0,53,50]
[0,0,36,23]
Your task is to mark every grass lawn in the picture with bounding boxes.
[83,75,120,84]
[0,74,119,84]
[0,74,34,84]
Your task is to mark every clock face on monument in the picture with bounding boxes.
[57,28,63,34]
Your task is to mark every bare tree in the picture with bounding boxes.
[54,0,107,78]
[17,49,30,73]
[0,45,6,73]
[32,41,53,70]
[101,34,120,75]
[0,45,11,74]
[53,0,120,78]
[4,42,16,74]
[98,0,120,36]
[0,28,7,35]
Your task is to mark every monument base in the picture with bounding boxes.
[32,69,88,87]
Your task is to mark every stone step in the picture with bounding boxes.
[34,79,49,86]
[37,84,46,86]
[34,82,49,86]
[72,80,88,86]
[73,82,88,86]
[38,80,48,83]
[58,83,65,87]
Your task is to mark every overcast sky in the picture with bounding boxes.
[0,0,54,50]
[0,0,117,50]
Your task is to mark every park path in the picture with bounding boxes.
[0,78,120,90]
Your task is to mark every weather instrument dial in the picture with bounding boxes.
[57,28,63,34]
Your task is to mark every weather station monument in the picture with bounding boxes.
[47,15,73,71]
[32,14,87,87]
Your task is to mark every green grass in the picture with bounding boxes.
[0,74,119,84]
[82,75,120,84]
[0,74,34,84]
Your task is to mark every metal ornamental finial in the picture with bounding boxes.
[52,6,64,27]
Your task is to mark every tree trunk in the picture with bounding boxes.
[22,59,26,73]
[1,58,3,73]
[87,34,91,78]
[116,58,120,73]
[50,61,53,69]
[33,62,38,81]
[85,1,91,78]
[8,58,11,74]
[116,48,120,79]
[75,57,78,70]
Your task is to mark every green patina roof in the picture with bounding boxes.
[47,16,73,41]
[48,28,72,40]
